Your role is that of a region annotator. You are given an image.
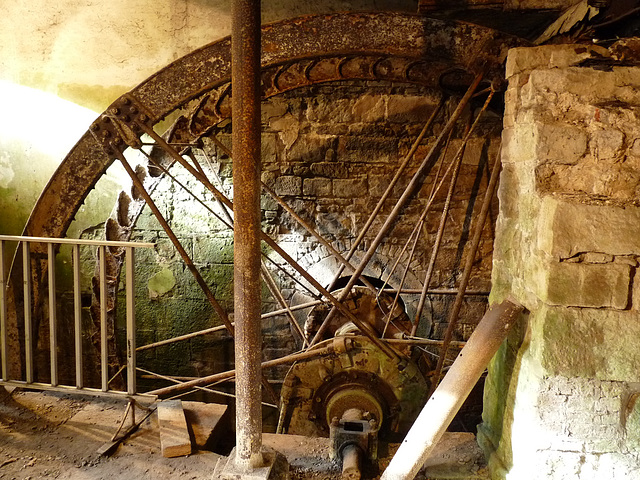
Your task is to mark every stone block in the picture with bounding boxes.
[461,137,485,165]
[273,175,301,196]
[536,124,587,165]
[539,197,640,258]
[302,177,332,197]
[193,236,234,264]
[505,44,610,79]
[333,178,367,198]
[536,306,640,382]
[309,162,348,178]
[386,95,436,123]
[337,135,395,163]
[543,261,630,310]
[287,134,336,163]
[501,125,537,165]
[351,94,385,123]
[306,97,354,124]
[590,128,625,160]
[368,174,390,198]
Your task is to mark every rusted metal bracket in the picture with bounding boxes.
[89,94,155,158]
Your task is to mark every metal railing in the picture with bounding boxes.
[0,235,154,398]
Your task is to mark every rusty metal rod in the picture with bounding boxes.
[412,90,495,338]
[232,0,264,467]
[380,299,524,480]
[138,120,399,360]
[383,288,489,295]
[326,97,445,293]
[261,183,378,296]
[430,143,503,394]
[205,125,382,311]
[125,148,289,410]
[115,151,235,336]
[142,151,301,354]
[141,148,319,313]
[261,261,307,347]
[148,343,334,397]
[310,75,483,347]
[380,132,454,337]
[381,224,422,338]
[386,338,465,348]
[137,367,278,409]
[378,129,452,297]
[187,150,235,225]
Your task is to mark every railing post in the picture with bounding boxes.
[125,246,136,395]
[22,241,33,384]
[0,240,7,381]
[0,235,153,395]
[99,245,108,392]
[47,243,58,386]
[72,244,83,388]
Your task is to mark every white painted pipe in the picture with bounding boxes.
[381,299,524,480]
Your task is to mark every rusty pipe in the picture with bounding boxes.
[114,150,235,336]
[260,261,308,347]
[412,90,495,338]
[380,299,524,480]
[232,0,264,470]
[148,343,334,397]
[341,444,363,480]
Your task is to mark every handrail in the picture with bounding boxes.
[0,235,154,398]
[0,234,154,248]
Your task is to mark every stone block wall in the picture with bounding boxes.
[480,44,640,479]
[121,81,500,393]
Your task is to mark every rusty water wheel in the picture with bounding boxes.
[5,13,524,399]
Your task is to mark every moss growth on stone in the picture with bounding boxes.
[147,267,176,298]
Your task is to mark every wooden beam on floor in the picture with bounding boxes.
[157,399,192,458]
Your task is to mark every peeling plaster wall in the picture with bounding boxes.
[481,44,640,479]
[0,1,418,112]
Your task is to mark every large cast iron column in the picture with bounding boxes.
[232,0,264,470]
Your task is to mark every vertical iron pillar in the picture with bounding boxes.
[232,0,264,471]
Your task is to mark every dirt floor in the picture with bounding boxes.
[0,387,488,479]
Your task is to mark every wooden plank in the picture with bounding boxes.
[183,401,228,450]
[157,399,192,458]
[96,407,156,457]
